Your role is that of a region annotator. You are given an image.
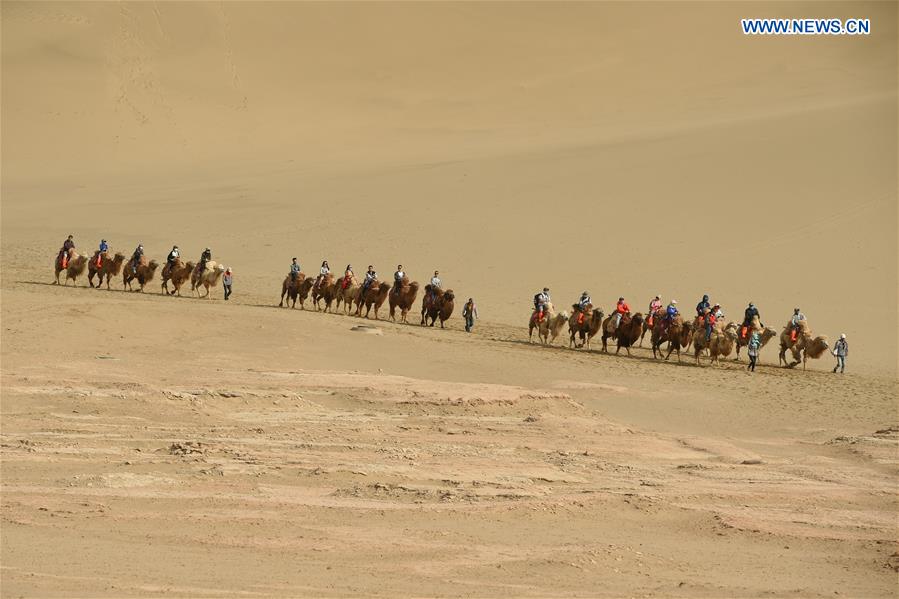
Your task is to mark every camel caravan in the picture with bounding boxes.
[530,289,834,371]
[53,238,230,299]
[53,237,842,371]
[276,263,456,329]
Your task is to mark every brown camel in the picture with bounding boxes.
[54,252,88,286]
[335,274,360,315]
[528,303,568,346]
[312,273,338,312]
[296,277,315,309]
[779,320,829,370]
[190,261,224,298]
[87,251,125,289]
[418,282,444,325]
[162,260,195,296]
[733,318,778,361]
[387,277,419,323]
[568,305,604,350]
[123,258,160,292]
[355,281,391,319]
[640,309,665,347]
[279,272,307,308]
[423,289,455,328]
[601,312,644,355]
[650,314,692,362]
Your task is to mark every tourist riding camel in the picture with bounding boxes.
[601,310,644,355]
[195,248,212,279]
[123,258,159,292]
[342,264,354,288]
[533,288,551,323]
[423,288,455,328]
[88,251,125,289]
[385,275,417,323]
[57,235,75,270]
[54,249,88,286]
[165,245,180,276]
[162,259,195,296]
[314,260,330,292]
[613,297,630,330]
[360,266,377,297]
[428,270,441,304]
[741,302,761,334]
[529,301,567,345]
[779,319,828,370]
[650,312,691,362]
[640,294,664,346]
[96,239,109,268]
[392,265,405,296]
[569,305,603,350]
[129,244,144,274]
[789,308,806,342]
[695,294,711,317]
[573,291,592,325]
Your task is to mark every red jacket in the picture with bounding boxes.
[616,302,630,314]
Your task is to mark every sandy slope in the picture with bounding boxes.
[1,2,898,597]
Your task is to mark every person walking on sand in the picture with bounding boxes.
[223,267,233,300]
[832,333,848,373]
[462,298,478,333]
[747,331,761,372]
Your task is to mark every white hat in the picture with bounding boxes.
[671,299,678,304]
[840,333,846,339]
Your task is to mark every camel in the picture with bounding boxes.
[419,283,451,326]
[779,320,829,370]
[528,302,569,346]
[87,251,125,289]
[650,314,692,362]
[355,281,391,319]
[123,258,160,292]
[335,274,360,315]
[312,273,338,312]
[732,317,778,361]
[640,309,664,347]
[423,288,455,328]
[295,277,315,309]
[708,322,739,365]
[279,272,306,308]
[190,261,224,298]
[54,252,88,286]
[161,260,195,296]
[600,312,644,355]
[693,322,739,366]
[568,305,604,350]
[386,276,419,323]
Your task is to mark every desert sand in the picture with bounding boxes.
[2,2,897,597]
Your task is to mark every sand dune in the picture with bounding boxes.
[1,2,897,596]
